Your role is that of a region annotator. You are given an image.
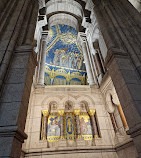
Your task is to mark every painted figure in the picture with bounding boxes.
[80,116,92,135]
[47,116,60,137]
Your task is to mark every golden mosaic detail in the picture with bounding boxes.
[45,65,86,85]
[42,110,49,116]
[58,110,65,116]
[74,109,80,115]
[88,109,96,116]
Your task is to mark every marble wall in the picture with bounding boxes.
[22,80,138,158]
[22,85,118,157]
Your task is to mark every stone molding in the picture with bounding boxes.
[48,13,78,31]
[0,126,27,143]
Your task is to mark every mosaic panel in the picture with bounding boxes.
[79,112,93,140]
[44,64,86,85]
[65,113,76,140]
[47,113,60,142]
[44,24,87,85]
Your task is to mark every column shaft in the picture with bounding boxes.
[42,110,49,140]
[38,32,48,85]
[42,116,48,140]
[0,0,39,157]
[110,113,118,133]
[81,41,95,86]
[74,109,81,137]
[60,115,64,138]
[92,0,141,155]
[76,115,81,136]
[94,51,104,75]
[118,105,128,128]
[90,115,98,137]
[88,110,99,137]
[58,110,65,138]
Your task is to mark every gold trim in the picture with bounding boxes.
[42,110,49,116]
[94,135,99,138]
[45,65,86,85]
[74,109,80,115]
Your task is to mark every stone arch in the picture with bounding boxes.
[41,96,61,110]
[77,95,95,109]
[61,95,77,108]
[105,89,116,113]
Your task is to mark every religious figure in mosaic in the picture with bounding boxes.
[44,24,87,86]
[47,116,60,137]
[80,115,92,136]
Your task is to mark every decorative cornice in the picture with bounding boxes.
[104,47,129,68]
[0,126,27,143]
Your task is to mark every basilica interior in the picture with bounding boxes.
[0,0,141,158]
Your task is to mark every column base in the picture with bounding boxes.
[127,124,141,156]
[0,126,27,157]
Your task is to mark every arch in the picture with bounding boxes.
[60,95,77,108]
[41,96,62,109]
[105,89,115,113]
[77,95,95,109]
[49,13,79,31]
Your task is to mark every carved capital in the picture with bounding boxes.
[88,109,96,116]
[77,32,87,45]
[42,31,49,41]
[42,110,49,116]
[74,109,80,115]
[58,110,65,116]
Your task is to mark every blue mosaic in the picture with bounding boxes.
[44,24,87,85]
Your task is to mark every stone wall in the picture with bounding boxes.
[22,85,118,157]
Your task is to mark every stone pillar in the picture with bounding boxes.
[88,110,99,138]
[92,0,141,155]
[74,109,81,137]
[58,110,65,139]
[0,0,39,157]
[42,110,49,140]
[94,50,104,76]
[38,31,48,85]
[78,32,95,86]
[109,113,118,133]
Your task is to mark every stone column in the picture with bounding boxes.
[58,110,65,139]
[42,110,49,140]
[78,32,95,86]
[0,0,39,157]
[74,109,81,137]
[94,50,104,76]
[118,105,128,128]
[88,110,99,138]
[92,0,141,155]
[38,31,48,85]
[109,113,118,133]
